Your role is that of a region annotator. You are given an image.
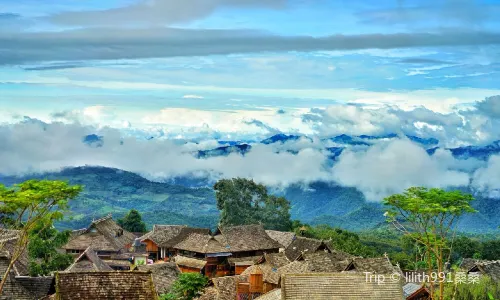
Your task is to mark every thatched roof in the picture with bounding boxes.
[174,233,228,254]
[303,252,352,272]
[212,275,248,300]
[55,271,157,300]
[468,260,500,281]
[265,230,296,248]
[281,273,404,300]
[62,214,135,252]
[215,225,281,253]
[344,257,398,274]
[255,289,281,300]
[65,247,113,272]
[284,236,330,261]
[138,262,180,294]
[174,255,207,270]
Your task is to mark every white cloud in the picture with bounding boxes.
[473,155,500,197]
[182,94,204,99]
[331,140,470,201]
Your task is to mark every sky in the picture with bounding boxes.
[1,0,500,200]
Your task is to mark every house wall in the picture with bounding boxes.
[178,266,202,273]
[144,239,158,252]
[235,265,251,275]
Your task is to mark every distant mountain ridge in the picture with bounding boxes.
[1,166,498,233]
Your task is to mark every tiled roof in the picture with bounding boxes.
[139,225,186,246]
[65,247,113,272]
[265,230,296,248]
[216,225,281,253]
[196,287,218,300]
[403,283,427,298]
[174,255,207,270]
[0,232,30,276]
[162,227,212,248]
[469,260,500,281]
[284,236,329,261]
[263,252,290,268]
[15,276,55,299]
[174,233,227,254]
[303,252,351,272]
[55,271,157,300]
[228,256,263,266]
[62,215,135,252]
[242,260,313,285]
[138,262,180,294]
[255,288,281,300]
[281,273,404,300]
[212,275,248,300]
[460,258,492,271]
[345,257,398,274]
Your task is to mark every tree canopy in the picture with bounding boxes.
[384,187,475,300]
[161,273,209,300]
[213,178,291,230]
[117,209,147,232]
[0,179,82,293]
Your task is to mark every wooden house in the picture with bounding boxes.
[467,260,500,281]
[62,214,136,259]
[0,230,55,300]
[64,246,114,272]
[403,283,431,300]
[139,225,210,261]
[284,236,333,261]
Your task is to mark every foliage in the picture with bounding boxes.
[297,224,379,257]
[384,187,476,299]
[28,223,74,276]
[117,209,147,232]
[0,179,82,293]
[438,274,500,300]
[160,273,209,300]
[214,178,292,230]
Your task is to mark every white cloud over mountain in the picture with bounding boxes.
[1,96,500,200]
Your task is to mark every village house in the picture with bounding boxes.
[467,260,500,281]
[136,262,181,295]
[64,246,114,273]
[139,225,211,261]
[62,214,136,259]
[0,230,54,300]
[170,224,282,278]
[283,236,333,261]
[403,283,431,300]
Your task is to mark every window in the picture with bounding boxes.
[68,249,80,254]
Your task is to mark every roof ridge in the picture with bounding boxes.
[91,213,113,225]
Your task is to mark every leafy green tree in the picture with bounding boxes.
[214,178,292,230]
[28,223,74,276]
[439,272,500,300]
[450,236,482,263]
[160,273,209,300]
[117,209,147,232]
[384,187,476,300]
[0,180,82,293]
[481,240,500,261]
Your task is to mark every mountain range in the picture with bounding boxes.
[2,133,499,233]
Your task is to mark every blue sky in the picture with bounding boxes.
[1,0,500,136]
[2,0,500,197]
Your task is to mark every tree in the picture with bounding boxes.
[28,223,74,276]
[0,180,82,293]
[384,187,475,300]
[160,273,209,300]
[117,209,147,232]
[213,178,291,230]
